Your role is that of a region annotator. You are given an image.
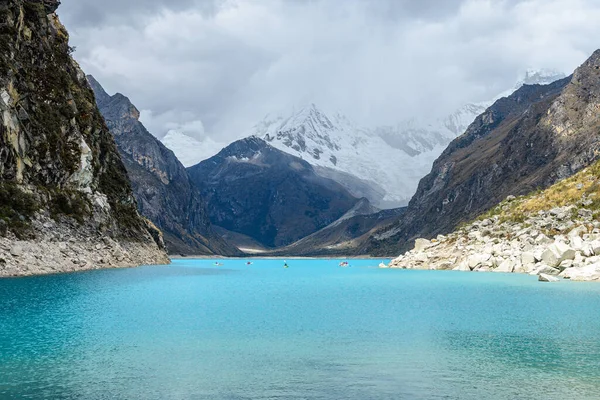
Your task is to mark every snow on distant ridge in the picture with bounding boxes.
[250,70,568,208]
[161,69,567,207]
[254,103,440,208]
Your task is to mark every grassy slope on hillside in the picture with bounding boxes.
[480,159,600,224]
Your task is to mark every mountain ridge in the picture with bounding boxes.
[187,136,361,248]
[161,69,566,210]
[362,52,599,256]
[88,75,240,256]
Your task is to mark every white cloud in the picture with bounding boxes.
[140,109,206,140]
[60,0,600,154]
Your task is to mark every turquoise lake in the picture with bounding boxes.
[1,258,600,399]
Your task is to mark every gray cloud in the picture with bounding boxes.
[60,0,225,27]
[58,0,600,152]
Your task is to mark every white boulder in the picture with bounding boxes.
[530,264,560,276]
[539,273,560,282]
[414,238,432,253]
[521,252,536,266]
[10,245,23,257]
[467,253,492,270]
[494,259,514,273]
[568,226,588,238]
[560,264,600,281]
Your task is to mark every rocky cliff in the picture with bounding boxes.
[366,50,600,256]
[187,137,360,248]
[0,0,169,276]
[88,76,240,256]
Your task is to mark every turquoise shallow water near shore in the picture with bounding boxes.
[1,259,600,399]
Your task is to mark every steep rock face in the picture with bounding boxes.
[365,51,600,255]
[88,76,240,256]
[0,1,168,275]
[187,137,360,248]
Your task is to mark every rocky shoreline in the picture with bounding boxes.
[383,200,600,282]
[0,215,170,278]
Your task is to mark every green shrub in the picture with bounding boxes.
[0,183,40,238]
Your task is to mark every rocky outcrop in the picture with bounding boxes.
[42,0,59,13]
[384,162,600,282]
[0,214,167,277]
[88,76,240,256]
[0,1,169,276]
[187,137,360,248]
[365,50,600,256]
[386,207,600,282]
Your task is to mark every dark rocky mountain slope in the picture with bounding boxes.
[187,137,360,248]
[364,50,600,256]
[0,0,169,275]
[88,76,240,256]
[273,199,405,256]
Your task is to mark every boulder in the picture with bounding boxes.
[482,244,494,255]
[468,231,483,242]
[414,252,429,263]
[480,219,493,227]
[494,259,514,273]
[531,264,560,276]
[521,252,536,266]
[513,261,527,274]
[585,256,600,265]
[549,207,569,220]
[492,243,504,256]
[539,273,560,282]
[541,242,576,267]
[10,246,23,257]
[558,260,573,270]
[467,253,492,270]
[454,261,471,271]
[570,236,584,251]
[568,226,588,238]
[578,242,594,257]
[541,249,559,267]
[579,209,593,219]
[591,240,600,255]
[535,234,554,245]
[414,238,431,253]
[560,264,600,281]
[436,262,454,271]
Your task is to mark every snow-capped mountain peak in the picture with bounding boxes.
[161,69,568,209]
[253,104,437,208]
[259,104,348,157]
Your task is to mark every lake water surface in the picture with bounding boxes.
[1,258,600,399]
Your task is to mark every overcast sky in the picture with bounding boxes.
[59,0,600,149]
